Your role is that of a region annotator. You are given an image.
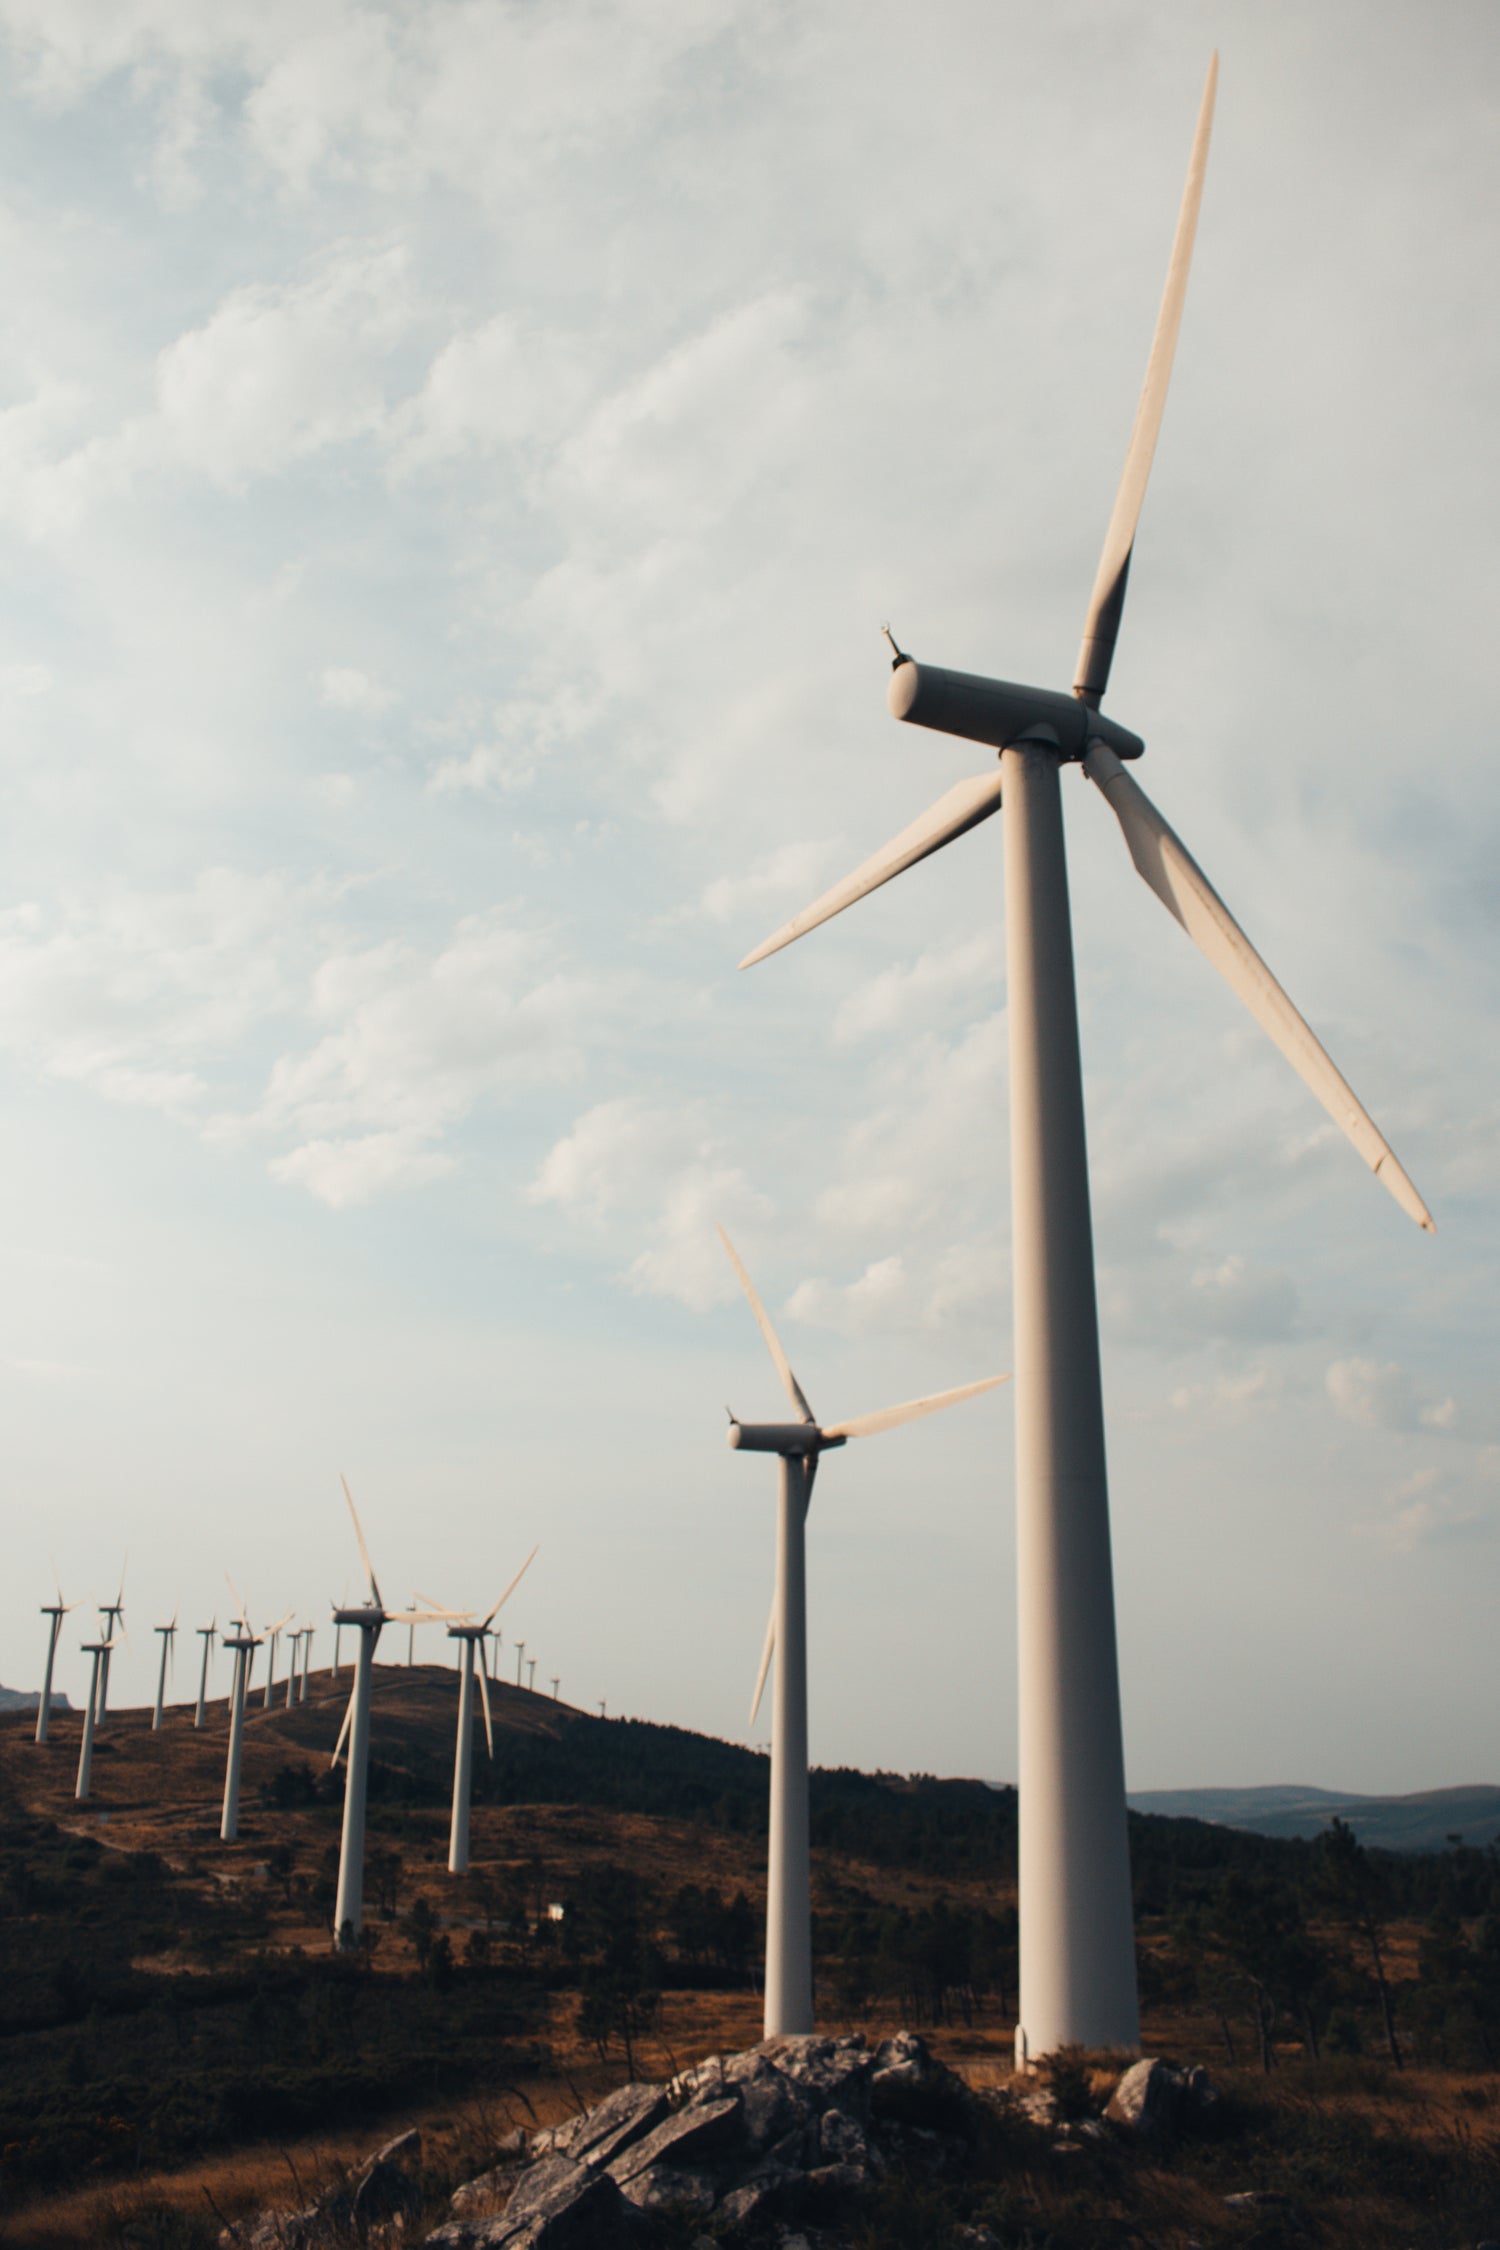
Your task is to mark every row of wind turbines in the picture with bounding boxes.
[36,1488,550,1940]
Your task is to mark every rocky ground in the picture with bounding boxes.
[218,2033,1227,2250]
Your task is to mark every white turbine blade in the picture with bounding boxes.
[717,1226,816,1424]
[225,1573,250,1631]
[1086,741,1434,1231]
[739,771,1007,970]
[476,1658,495,1759]
[823,1371,1010,1442]
[484,1545,539,1627]
[330,1682,355,1770]
[1074,53,1217,707]
[748,1600,776,1731]
[340,1475,384,1608]
[413,1589,473,1619]
[384,1607,447,1627]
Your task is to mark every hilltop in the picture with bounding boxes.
[4,1665,1500,2246]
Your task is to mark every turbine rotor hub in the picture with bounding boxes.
[888,658,1145,763]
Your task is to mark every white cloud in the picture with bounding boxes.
[833,933,1001,1045]
[530,1096,768,1310]
[696,840,839,929]
[1324,1357,1459,1434]
[269,1129,453,1209]
[784,1252,907,1333]
[1365,1468,1489,1556]
[153,245,413,491]
[319,667,394,715]
[1169,1364,1277,1421]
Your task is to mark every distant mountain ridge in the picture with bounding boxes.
[1128,1782,1500,1855]
[0,1685,71,1714]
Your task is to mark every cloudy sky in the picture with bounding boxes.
[1,0,1495,1797]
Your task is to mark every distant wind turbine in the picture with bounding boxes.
[261,1610,294,1709]
[417,1550,537,1876]
[193,1619,217,1730]
[95,1565,127,1727]
[151,1617,177,1731]
[718,1226,1005,2038]
[35,1581,77,1746]
[328,1478,441,1947]
[736,56,1432,2062]
[220,1580,260,1843]
[75,1640,111,1801]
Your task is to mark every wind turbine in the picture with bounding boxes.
[75,1640,111,1801]
[328,1478,439,1947]
[551,1678,559,1701]
[738,56,1433,2063]
[35,1581,77,1746]
[261,1610,294,1709]
[151,1617,177,1731]
[220,1582,260,1843]
[527,1658,537,1693]
[96,1566,127,1727]
[193,1619,217,1730]
[418,1551,537,1875]
[299,1625,314,1701]
[514,1641,526,1688]
[718,1226,1006,2037]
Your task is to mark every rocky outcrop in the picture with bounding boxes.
[425,2032,969,2248]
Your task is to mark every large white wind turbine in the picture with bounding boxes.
[328,1478,439,1948]
[417,1551,538,1876]
[193,1619,216,1730]
[151,1617,177,1731]
[35,1583,76,1746]
[739,57,1432,2063]
[718,1226,1006,2037]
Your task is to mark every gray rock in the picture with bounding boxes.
[567,2080,670,2172]
[716,2160,803,2230]
[763,2034,874,2119]
[450,2168,515,2220]
[441,2154,625,2248]
[606,2093,743,2185]
[1105,2057,1183,2135]
[817,2107,871,2168]
[615,2164,717,2216]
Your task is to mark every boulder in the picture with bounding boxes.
[567,2081,670,2171]
[614,2164,717,2216]
[1105,2057,1191,2136]
[605,2094,743,2185]
[425,2156,626,2248]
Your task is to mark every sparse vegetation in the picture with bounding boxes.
[4,1671,1500,2244]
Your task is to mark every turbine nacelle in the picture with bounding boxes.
[888,659,1145,763]
[726,1419,844,1456]
[332,1604,384,1628]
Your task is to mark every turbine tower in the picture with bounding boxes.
[193,1619,216,1729]
[35,1584,76,1746]
[718,1227,1006,2038]
[151,1618,177,1731]
[328,1478,437,1948]
[75,1641,110,1800]
[738,56,1432,2063]
[418,1551,537,1876]
[220,1590,261,1843]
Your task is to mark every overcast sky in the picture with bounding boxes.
[1,0,1495,1797]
